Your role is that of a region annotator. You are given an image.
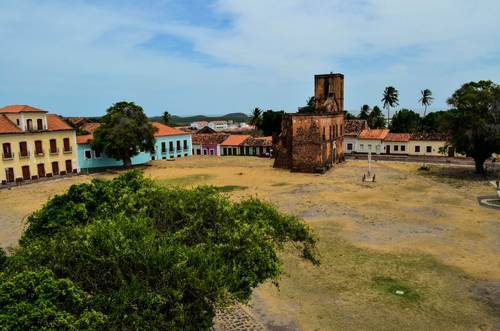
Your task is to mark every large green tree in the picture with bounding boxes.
[381,86,399,127]
[358,104,370,120]
[260,110,284,136]
[4,171,317,330]
[389,108,422,133]
[421,110,447,133]
[92,102,156,167]
[445,80,500,173]
[368,106,386,129]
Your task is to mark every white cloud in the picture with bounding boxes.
[0,0,499,116]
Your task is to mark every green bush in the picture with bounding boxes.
[6,171,317,330]
[0,269,106,330]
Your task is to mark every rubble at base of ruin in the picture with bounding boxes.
[273,73,345,173]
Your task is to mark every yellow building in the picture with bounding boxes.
[408,133,455,157]
[0,105,78,184]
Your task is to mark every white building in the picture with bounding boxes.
[356,129,389,154]
[190,121,209,130]
[208,120,228,130]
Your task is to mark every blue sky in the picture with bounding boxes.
[1,0,499,117]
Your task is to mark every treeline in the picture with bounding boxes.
[346,106,450,134]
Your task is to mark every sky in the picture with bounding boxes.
[1,0,499,117]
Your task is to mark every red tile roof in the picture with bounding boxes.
[46,114,73,131]
[221,135,250,146]
[81,122,101,134]
[192,133,230,145]
[384,133,411,142]
[359,129,389,140]
[241,136,273,147]
[152,122,186,137]
[77,134,93,144]
[0,105,47,113]
[0,115,22,134]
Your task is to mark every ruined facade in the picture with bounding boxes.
[273,73,345,173]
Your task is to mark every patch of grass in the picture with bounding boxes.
[214,185,248,193]
[372,276,420,302]
[257,221,495,330]
[157,174,215,186]
[271,182,288,187]
[418,165,494,188]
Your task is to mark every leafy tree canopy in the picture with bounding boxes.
[444,80,500,173]
[91,102,156,167]
[260,110,284,136]
[368,106,386,129]
[0,269,106,330]
[389,108,422,133]
[4,171,317,330]
[358,105,370,120]
[421,111,447,133]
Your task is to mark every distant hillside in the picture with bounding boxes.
[150,112,250,126]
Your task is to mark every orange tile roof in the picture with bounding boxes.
[81,122,101,134]
[359,129,389,140]
[384,133,411,142]
[0,115,22,134]
[77,134,93,144]
[46,114,73,131]
[241,136,273,147]
[221,135,250,146]
[0,105,47,113]
[152,122,186,137]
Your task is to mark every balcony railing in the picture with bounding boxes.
[19,151,30,159]
[63,146,73,153]
[35,150,45,156]
[50,148,59,155]
[2,152,14,161]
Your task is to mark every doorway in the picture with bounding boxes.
[385,145,390,154]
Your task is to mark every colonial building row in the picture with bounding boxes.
[343,120,457,157]
[191,126,272,157]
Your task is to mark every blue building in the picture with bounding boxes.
[150,122,193,160]
[76,122,192,171]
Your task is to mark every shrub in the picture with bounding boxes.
[8,171,317,330]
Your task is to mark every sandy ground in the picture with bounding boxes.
[1,157,499,330]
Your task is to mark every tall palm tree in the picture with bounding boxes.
[419,89,434,118]
[250,107,262,128]
[381,86,399,127]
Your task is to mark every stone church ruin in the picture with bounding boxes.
[273,73,345,173]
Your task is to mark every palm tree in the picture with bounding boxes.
[419,89,434,118]
[250,107,262,128]
[381,86,399,127]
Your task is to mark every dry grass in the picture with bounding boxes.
[1,156,499,330]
